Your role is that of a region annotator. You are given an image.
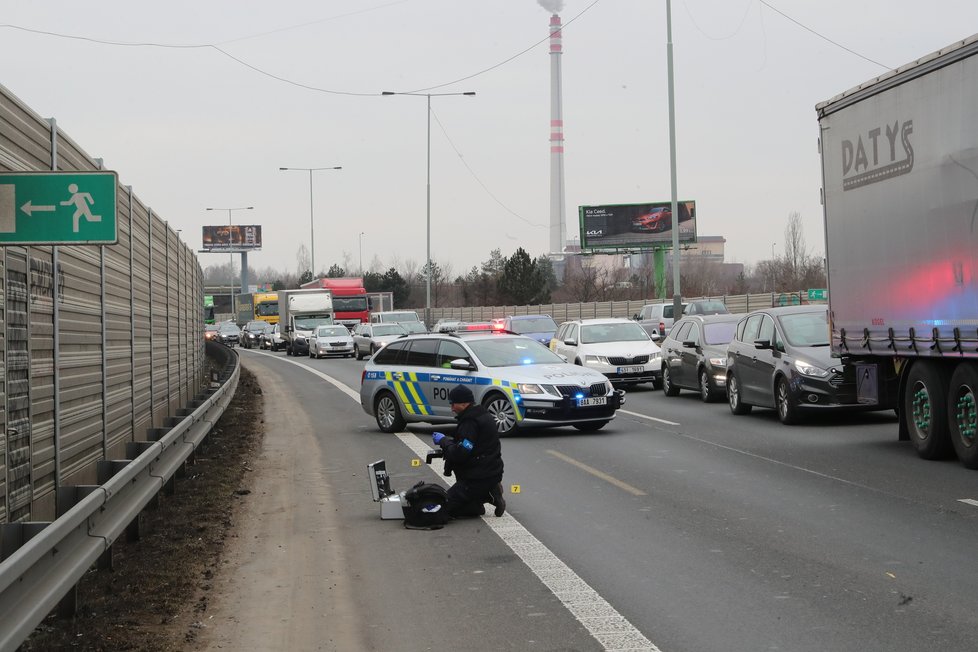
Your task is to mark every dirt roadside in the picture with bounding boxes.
[20,365,265,652]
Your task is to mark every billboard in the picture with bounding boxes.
[201,224,262,251]
[579,201,696,250]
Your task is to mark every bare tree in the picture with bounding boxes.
[296,244,311,278]
[778,212,826,290]
[678,258,721,297]
[782,212,807,288]
[560,256,602,303]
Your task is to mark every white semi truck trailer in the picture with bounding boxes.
[817,33,978,468]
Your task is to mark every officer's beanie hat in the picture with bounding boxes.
[448,384,475,404]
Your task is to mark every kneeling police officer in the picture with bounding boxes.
[432,385,506,518]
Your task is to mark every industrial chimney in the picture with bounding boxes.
[549,12,567,254]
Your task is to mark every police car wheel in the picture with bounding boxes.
[375,391,406,433]
[483,393,517,435]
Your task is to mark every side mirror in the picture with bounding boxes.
[558,353,568,362]
[564,338,577,346]
[753,339,772,350]
[450,358,476,371]
[632,314,640,320]
[650,333,662,342]
[682,340,696,348]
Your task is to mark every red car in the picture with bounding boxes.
[631,207,672,232]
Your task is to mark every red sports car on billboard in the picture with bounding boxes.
[631,207,672,232]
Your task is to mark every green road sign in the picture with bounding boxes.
[808,288,828,301]
[0,171,118,245]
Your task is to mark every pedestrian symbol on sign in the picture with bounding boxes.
[60,183,102,232]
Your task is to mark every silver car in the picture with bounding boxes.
[309,325,355,359]
[353,323,408,360]
[360,331,624,435]
[634,302,687,340]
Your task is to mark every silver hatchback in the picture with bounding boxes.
[360,332,624,435]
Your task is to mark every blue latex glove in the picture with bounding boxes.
[432,432,447,445]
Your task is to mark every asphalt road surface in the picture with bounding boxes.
[198,349,978,652]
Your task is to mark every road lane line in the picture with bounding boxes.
[620,408,680,426]
[241,349,362,402]
[546,449,647,496]
[245,351,662,651]
[958,498,978,508]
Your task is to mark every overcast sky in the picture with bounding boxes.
[2,0,976,278]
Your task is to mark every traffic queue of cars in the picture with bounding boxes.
[209,299,896,435]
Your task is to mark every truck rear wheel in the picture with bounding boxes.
[947,363,978,469]
[904,362,952,460]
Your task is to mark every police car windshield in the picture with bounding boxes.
[467,337,564,367]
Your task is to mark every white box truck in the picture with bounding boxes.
[278,289,334,357]
[817,33,978,468]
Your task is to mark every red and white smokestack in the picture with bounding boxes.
[549,13,567,254]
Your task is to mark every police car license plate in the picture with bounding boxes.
[577,396,607,407]
[617,366,644,374]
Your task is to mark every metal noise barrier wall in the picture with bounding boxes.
[0,82,207,523]
[426,292,817,323]
[0,344,237,651]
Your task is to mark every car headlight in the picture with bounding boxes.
[649,354,662,366]
[794,359,830,378]
[516,383,547,395]
[605,380,614,394]
[584,355,610,364]
[708,357,726,367]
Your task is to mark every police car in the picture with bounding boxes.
[359,328,624,435]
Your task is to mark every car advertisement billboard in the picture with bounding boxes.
[201,224,262,251]
[579,201,696,250]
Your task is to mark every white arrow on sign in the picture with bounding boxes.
[20,200,56,217]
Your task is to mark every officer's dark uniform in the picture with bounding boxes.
[436,385,505,518]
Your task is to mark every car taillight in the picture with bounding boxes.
[361,370,366,385]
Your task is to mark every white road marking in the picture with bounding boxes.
[243,349,361,402]
[246,350,662,651]
[958,498,978,508]
[620,408,680,426]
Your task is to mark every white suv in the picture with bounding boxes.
[551,318,662,387]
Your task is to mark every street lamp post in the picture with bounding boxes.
[205,206,253,311]
[359,232,365,274]
[279,166,342,279]
[382,90,476,326]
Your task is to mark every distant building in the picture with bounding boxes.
[555,235,743,290]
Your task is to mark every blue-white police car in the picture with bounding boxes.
[359,330,624,434]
